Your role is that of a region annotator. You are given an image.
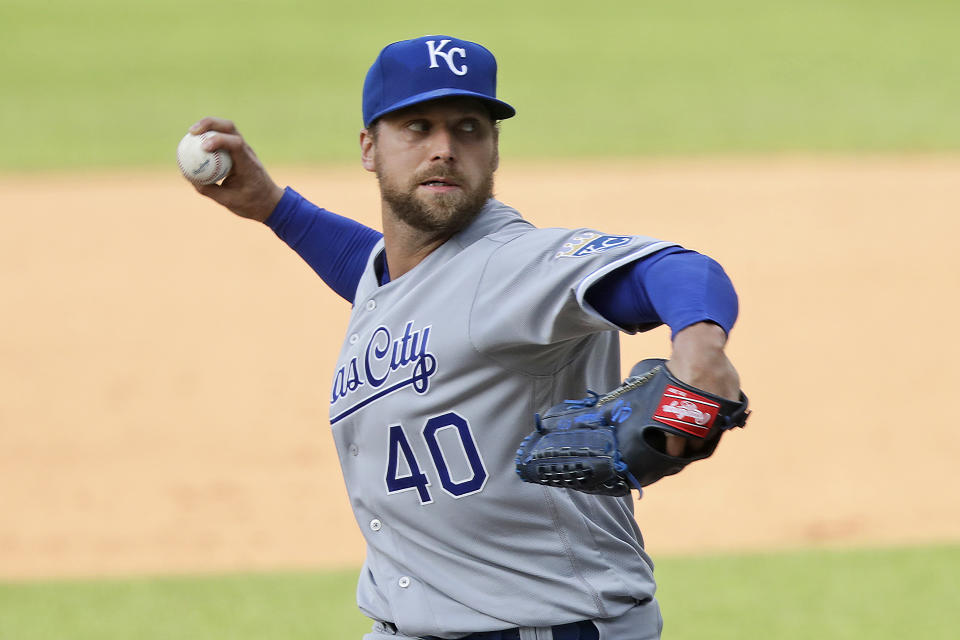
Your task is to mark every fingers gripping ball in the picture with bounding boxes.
[515,359,750,496]
[177,132,232,185]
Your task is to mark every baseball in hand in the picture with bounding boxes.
[177,131,232,185]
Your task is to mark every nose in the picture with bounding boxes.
[428,126,456,163]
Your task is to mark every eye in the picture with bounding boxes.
[459,119,478,133]
[407,120,429,133]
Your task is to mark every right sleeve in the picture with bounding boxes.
[266,187,383,303]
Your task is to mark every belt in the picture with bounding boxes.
[420,619,599,640]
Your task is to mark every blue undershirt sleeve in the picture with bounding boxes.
[585,247,739,339]
[266,187,383,303]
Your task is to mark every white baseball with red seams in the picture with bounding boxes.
[176,131,232,185]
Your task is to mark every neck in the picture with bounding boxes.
[380,212,451,280]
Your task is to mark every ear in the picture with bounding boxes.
[360,129,376,172]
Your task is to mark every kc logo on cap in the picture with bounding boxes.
[426,39,468,76]
[362,35,516,127]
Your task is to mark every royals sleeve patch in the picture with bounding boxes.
[555,232,635,258]
[652,385,720,438]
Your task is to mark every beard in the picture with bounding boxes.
[376,158,495,238]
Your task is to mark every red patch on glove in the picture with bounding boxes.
[652,385,720,437]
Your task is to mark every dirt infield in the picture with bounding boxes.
[2,157,958,580]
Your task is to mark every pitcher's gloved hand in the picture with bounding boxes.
[515,358,750,496]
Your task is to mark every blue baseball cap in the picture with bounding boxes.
[362,35,516,127]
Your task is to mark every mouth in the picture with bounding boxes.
[419,177,461,192]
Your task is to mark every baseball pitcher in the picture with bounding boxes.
[188,35,748,640]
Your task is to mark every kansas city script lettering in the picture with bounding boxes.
[331,322,437,404]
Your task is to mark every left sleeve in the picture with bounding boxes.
[469,228,677,358]
[585,247,739,338]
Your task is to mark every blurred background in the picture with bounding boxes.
[1,1,958,638]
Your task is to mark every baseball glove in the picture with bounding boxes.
[515,358,749,496]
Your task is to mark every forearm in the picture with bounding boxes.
[268,188,383,302]
[587,249,742,456]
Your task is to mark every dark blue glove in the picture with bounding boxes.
[515,359,750,497]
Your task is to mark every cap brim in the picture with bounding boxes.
[365,88,516,127]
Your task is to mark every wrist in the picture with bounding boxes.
[672,321,726,352]
[668,322,739,400]
[259,184,286,223]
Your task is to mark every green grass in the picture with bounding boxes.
[0,568,371,640]
[1,545,957,639]
[1,0,959,170]
[656,544,960,639]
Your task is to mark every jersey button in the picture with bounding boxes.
[349,444,359,456]
[365,299,376,311]
[398,576,411,588]
[369,518,382,532]
[349,334,359,345]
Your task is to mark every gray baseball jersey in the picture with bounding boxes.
[329,199,676,638]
